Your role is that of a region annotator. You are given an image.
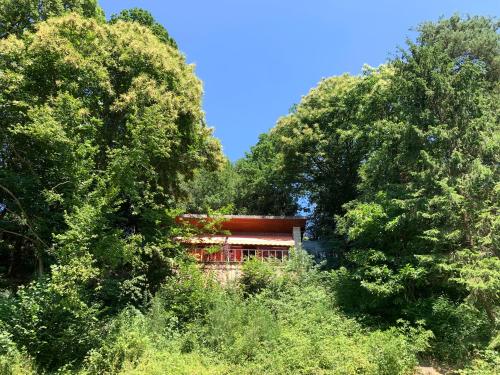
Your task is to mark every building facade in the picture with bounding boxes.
[177,215,306,263]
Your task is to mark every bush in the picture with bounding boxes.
[240,283,431,375]
[284,246,320,282]
[423,297,492,364]
[458,350,500,375]
[81,305,230,375]
[240,258,276,295]
[0,328,35,375]
[328,269,495,365]
[0,277,101,371]
[65,258,436,374]
[0,257,437,374]
[82,309,154,375]
[199,295,280,363]
[154,264,222,327]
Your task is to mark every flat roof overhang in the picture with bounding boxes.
[177,214,306,233]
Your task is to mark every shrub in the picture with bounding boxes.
[199,295,280,364]
[458,350,500,375]
[82,309,153,375]
[0,277,101,371]
[118,351,230,375]
[154,264,221,327]
[0,328,35,375]
[240,257,276,295]
[77,260,433,375]
[326,267,368,310]
[244,283,431,375]
[284,246,320,282]
[424,297,492,364]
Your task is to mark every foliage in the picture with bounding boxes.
[198,295,280,364]
[182,160,239,214]
[74,259,431,375]
[0,263,101,370]
[451,250,500,324]
[0,3,222,372]
[240,257,276,295]
[411,297,492,364]
[234,133,299,215]
[458,350,500,375]
[184,132,301,216]
[154,263,222,327]
[272,66,394,238]
[232,14,499,368]
[336,15,499,324]
[0,4,497,373]
[0,0,104,38]
[417,15,500,82]
[0,9,222,300]
[110,8,177,48]
[82,308,160,375]
[0,328,35,375]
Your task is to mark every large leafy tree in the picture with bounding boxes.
[0,7,222,369]
[182,159,240,213]
[234,67,394,235]
[337,16,499,322]
[235,133,299,216]
[0,12,221,290]
[238,16,499,330]
[271,67,394,237]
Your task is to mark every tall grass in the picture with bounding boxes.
[74,252,432,375]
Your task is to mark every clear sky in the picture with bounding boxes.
[99,1,499,161]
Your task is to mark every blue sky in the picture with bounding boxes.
[100,1,499,161]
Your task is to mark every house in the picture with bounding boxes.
[177,214,306,263]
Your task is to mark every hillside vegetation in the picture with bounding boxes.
[0,1,498,374]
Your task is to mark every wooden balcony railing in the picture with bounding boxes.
[191,248,289,263]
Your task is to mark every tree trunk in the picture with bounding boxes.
[37,252,44,277]
[8,249,14,275]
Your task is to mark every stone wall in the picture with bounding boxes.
[200,262,243,284]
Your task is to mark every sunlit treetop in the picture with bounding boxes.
[0,0,105,38]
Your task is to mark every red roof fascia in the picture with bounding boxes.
[177,214,306,233]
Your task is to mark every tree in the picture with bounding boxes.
[182,159,239,214]
[0,12,221,293]
[337,16,499,322]
[0,0,104,38]
[235,133,299,216]
[234,67,394,234]
[417,15,500,82]
[110,8,178,48]
[0,8,223,369]
[271,67,394,237]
